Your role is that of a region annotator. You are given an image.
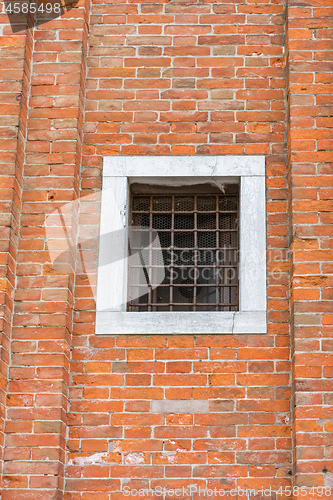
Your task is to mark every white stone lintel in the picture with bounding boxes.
[103,155,265,178]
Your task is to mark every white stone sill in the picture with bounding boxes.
[95,311,266,335]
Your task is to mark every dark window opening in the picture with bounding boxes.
[127,184,239,312]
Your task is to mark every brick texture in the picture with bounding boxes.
[286,0,333,491]
[1,1,90,498]
[0,0,331,498]
[0,5,33,484]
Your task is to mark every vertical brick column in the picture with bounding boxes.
[0,6,31,486]
[286,0,333,491]
[2,2,90,498]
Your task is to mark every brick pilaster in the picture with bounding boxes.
[286,0,333,491]
[2,2,90,498]
[0,6,32,488]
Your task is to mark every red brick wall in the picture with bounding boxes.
[286,0,333,491]
[1,1,90,497]
[0,6,33,483]
[0,0,332,498]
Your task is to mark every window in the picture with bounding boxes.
[96,156,266,334]
[128,186,239,312]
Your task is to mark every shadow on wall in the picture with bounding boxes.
[4,0,79,33]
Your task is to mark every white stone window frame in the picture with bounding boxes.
[96,156,266,335]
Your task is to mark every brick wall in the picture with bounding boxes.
[0,5,32,484]
[286,0,333,491]
[0,0,332,498]
[1,1,90,497]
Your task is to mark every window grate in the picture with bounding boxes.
[127,190,239,312]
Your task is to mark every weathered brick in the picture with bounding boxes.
[1,0,331,496]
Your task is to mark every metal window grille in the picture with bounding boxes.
[127,188,239,312]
